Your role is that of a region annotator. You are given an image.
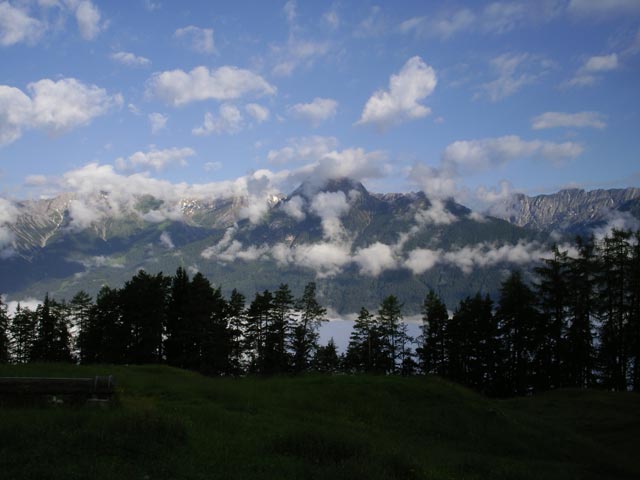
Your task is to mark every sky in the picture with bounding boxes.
[0,0,639,210]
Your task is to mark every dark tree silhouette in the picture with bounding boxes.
[534,245,570,390]
[9,304,37,364]
[566,236,597,388]
[418,290,448,376]
[0,297,9,363]
[496,272,539,396]
[292,282,326,373]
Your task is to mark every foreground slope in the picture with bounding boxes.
[1,364,638,480]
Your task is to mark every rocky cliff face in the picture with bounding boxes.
[492,188,640,233]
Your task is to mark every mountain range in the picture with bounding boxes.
[1,179,638,314]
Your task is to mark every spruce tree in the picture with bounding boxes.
[9,304,37,364]
[166,267,191,368]
[344,307,379,372]
[0,297,9,363]
[566,236,597,388]
[534,245,570,390]
[377,295,404,374]
[495,271,539,396]
[68,291,93,363]
[292,282,327,373]
[227,288,246,375]
[265,283,294,374]
[120,271,170,364]
[418,290,448,376]
[245,290,273,373]
[597,229,632,390]
[313,338,340,373]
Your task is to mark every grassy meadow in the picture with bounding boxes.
[0,364,638,480]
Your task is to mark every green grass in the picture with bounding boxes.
[0,364,638,479]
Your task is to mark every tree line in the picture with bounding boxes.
[0,229,638,396]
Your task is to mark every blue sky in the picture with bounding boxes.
[1,0,639,207]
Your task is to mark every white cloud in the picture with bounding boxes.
[148,112,168,134]
[274,241,352,278]
[160,231,174,249]
[174,25,215,54]
[75,1,103,40]
[283,0,296,24]
[204,161,222,172]
[0,85,32,144]
[415,200,457,225]
[404,241,553,275]
[0,78,121,145]
[531,111,606,130]
[192,104,244,136]
[568,53,619,87]
[111,51,151,67]
[28,78,121,136]
[398,3,559,40]
[0,197,18,249]
[478,53,550,101]
[404,248,440,274]
[409,136,583,202]
[271,37,330,77]
[267,136,338,165]
[309,191,351,240]
[357,56,437,129]
[288,97,338,126]
[442,135,583,173]
[0,1,44,46]
[115,147,195,172]
[354,5,385,38]
[399,10,475,39]
[480,2,528,34]
[353,242,397,276]
[147,65,276,106]
[5,298,41,317]
[282,195,306,221]
[79,255,124,269]
[323,7,340,29]
[245,103,270,123]
[568,0,640,16]
[143,0,160,12]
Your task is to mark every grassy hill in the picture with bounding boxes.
[0,364,638,480]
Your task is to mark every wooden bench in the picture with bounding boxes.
[0,376,116,405]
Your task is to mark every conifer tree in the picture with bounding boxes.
[629,231,640,391]
[9,304,37,364]
[377,295,404,374]
[120,271,170,364]
[344,307,379,372]
[245,290,273,373]
[265,283,295,373]
[166,267,191,368]
[31,294,72,362]
[597,229,632,390]
[313,338,340,373]
[418,290,448,376]
[292,282,327,373]
[68,291,93,362]
[80,286,126,364]
[200,282,229,375]
[496,271,539,396]
[227,288,246,375]
[534,245,570,390]
[566,236,597,388]
[0,297,9,363]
